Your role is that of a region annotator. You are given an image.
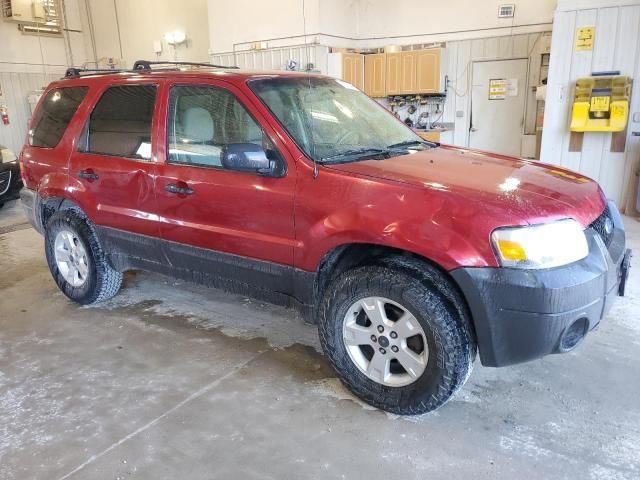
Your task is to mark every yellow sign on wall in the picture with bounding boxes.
[576,26,595,51]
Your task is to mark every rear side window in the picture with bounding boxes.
[82,85,157,160]
[30,87,88,148]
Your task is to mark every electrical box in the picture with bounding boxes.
[570,75,631,132]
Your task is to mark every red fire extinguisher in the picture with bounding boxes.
[0,105,9,125]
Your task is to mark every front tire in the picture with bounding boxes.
[45,209,122,305]
[319,264,475,415]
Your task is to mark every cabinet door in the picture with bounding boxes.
[400,51,417,94]
[342,53,364,90]
[365,53,386,97]
[385,53,402,95]
[353,54,365,90]
[416,49,441,93]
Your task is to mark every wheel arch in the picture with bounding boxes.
[38,195,87,231]
[313,242,478,347]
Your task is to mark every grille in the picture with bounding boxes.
[589,205,614,247]
[0,170,10,195]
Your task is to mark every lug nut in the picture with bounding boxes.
[391,345,398,353]
[390,331,398,339]
[370,335,377,343]
[379,348,386,354]
[377,325,384,333]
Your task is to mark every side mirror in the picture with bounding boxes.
[221,143,276,176]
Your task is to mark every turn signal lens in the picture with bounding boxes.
[496,239,527,261]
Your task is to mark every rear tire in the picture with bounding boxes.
[45,209,122,304]
[319,264,475,414]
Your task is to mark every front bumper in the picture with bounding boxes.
[452,201,630,367]
[0,162,22,203]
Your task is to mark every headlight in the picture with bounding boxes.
[491,219,588,269]
[1,148,17,164]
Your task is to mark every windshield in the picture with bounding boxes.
[248,76,431,163]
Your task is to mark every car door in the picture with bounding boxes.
[153,79,297,292]
[68,81,165,264]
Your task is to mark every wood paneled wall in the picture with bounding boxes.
[541,2,640,206]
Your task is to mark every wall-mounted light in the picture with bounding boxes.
[164,31,187,46]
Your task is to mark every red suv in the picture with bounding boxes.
[19,61,631,414]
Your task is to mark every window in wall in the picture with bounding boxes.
[30,87,88,148]
[167,85,274,168]
[83,85,157,160]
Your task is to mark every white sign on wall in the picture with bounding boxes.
[489,78,519,100]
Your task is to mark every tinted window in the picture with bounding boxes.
[167,85,277,168]
[31,87,88,148]
[83,85,156,159]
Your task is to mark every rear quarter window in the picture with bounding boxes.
[30,87,88,148]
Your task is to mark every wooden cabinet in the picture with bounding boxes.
[335,48,443,97]
[364,53,386,97]
[385,52,402,95]
[416,48,442,93]
[383,48,444,96]
[400,51,418,94]
[341,53,364,90]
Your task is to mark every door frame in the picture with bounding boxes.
[467,57,530,153]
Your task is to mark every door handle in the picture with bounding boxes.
[165,183,194,195]
[78,169,99,181]
[470,127,478,132]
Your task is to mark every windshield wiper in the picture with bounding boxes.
[320,147,390,164]
[387,139,438,149]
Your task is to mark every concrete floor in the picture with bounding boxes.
[1,199,639,480]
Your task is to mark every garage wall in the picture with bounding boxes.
[212,45,329,73]
[0,72,60,153]
[0,0,89,154]
[439,32,551,147]
[540,0,640,206]
[357,0,556,47]
[0,0,87,74]
[83,0,210,67]
[208,0,556,54]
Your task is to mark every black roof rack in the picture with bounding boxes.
[132,60,239,70]
[64,67,128,78]
[63,60,240,79]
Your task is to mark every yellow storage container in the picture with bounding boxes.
[570,75,631,132]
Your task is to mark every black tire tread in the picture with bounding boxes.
[319,262,475,415]
[45,209,122,304]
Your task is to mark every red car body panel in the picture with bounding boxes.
[152,77,298,266]
[21,70,606,275]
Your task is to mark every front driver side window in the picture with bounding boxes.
[167,85,276,169]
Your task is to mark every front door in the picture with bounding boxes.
[153,80,297,291]
[469,59,528,156]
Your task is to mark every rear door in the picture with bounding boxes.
[68,81,164,261]
[153,79,297,290]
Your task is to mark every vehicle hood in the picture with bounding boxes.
[324,146,606,227]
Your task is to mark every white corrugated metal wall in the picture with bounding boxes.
[541,0,640,206]
[212,45,329,73]
[0,72,61,154]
